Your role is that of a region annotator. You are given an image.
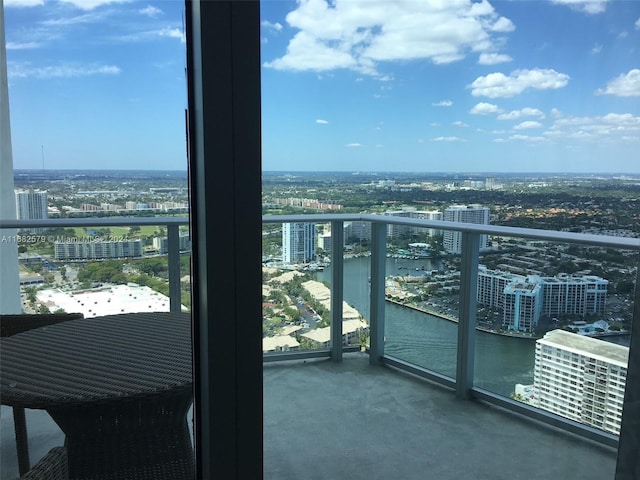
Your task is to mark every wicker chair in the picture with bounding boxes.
[1,313,84,476]
[20,447,69,480]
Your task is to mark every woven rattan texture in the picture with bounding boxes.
[20,447,69,480]
[1,313,192,408]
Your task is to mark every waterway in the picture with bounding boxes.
[315,256,630,397]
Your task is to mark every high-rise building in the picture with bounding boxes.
[282,222,316,264]
[15,190,48,233]
[533,330,627,435]
[384,208,443,238]
[344,220,371,243]
[413,210,443,237]
[477,267,608,333]
[443,204,489,253]
[54,239,144,260]
[540,274,609,317]
[318,231,332,253]
[503,280,543,332]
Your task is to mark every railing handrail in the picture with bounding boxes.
[264,213,640,251]
[2,213,639,251]
[0,217,189,229]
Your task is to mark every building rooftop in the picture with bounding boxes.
[36,284,181,317]
[538,329,629,367]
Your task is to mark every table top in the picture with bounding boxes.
[0,312,192,409]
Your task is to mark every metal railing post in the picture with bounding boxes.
[456,232,480,399]
[369,221,387,364]
[167,224,181,313]
[330,221,344,361]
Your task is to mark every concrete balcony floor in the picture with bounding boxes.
[1,352,618,479]
[264,353,617,480]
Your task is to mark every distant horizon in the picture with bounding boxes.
[12,168,640,178]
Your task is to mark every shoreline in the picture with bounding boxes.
[385,298,630,341]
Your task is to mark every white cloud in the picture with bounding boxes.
[469,68,570,98]
[316,119,329,124]
[433,100,453,107]
[9,62,121,79]
[497,108,545,120]
[550,0,608,15]
[139,5,163,18]
[509,134,547,143]
[264,0,516,77]
[431,136,466,142]
[265,31,357,72]
[591,44,602,54]
[550,108,563,118]
[478,52,512,65]
[490,17,515,33]
[261,20,284,32]
[41,11,105,26]
[636,18,640,29]
[58,0,132,10]
[4,0,44,6]
[452,121,469,127]
[158,27,185,43]
[345,143,362,147]
[544,112,640,144]
[6,42,42,50]
[493,138,506,143]
[513,121,543,130]
[596,69,640,97]
[469,102,501,115]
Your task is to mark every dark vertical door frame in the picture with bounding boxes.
[186,1,263,478]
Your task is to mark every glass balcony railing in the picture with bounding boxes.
[262,213,639,448]
[1,213,638,473]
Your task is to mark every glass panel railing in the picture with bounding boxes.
[473,237,637,437]
[262,220,369,356]
[383,225,458,379]
[262,221,327,354]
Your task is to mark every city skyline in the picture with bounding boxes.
[4,0,640,173]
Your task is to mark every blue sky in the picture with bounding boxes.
[4,0,640,173]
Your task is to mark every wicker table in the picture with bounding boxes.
[0,312,194,480]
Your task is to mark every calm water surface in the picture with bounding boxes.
[318,256,539,396]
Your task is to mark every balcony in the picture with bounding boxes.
[1,214,638,479]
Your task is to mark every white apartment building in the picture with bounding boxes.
[540,274,609,316]
[384,209,415,238]
[282,222,316,264]
[383,208,443,238]
[344,220,371,243]
[477,267,519,309]
[477,267,609,333]
[152,234,192,254]
[534,330,627,435]
[503,280,543,332]
[443,204,489,254]
[318,231,332,253]
[15,190,48,233]
[54,239,143,260]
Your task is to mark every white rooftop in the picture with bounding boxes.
[37,284,185,318]
[538,329,629,367]
[263,335,300,352]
